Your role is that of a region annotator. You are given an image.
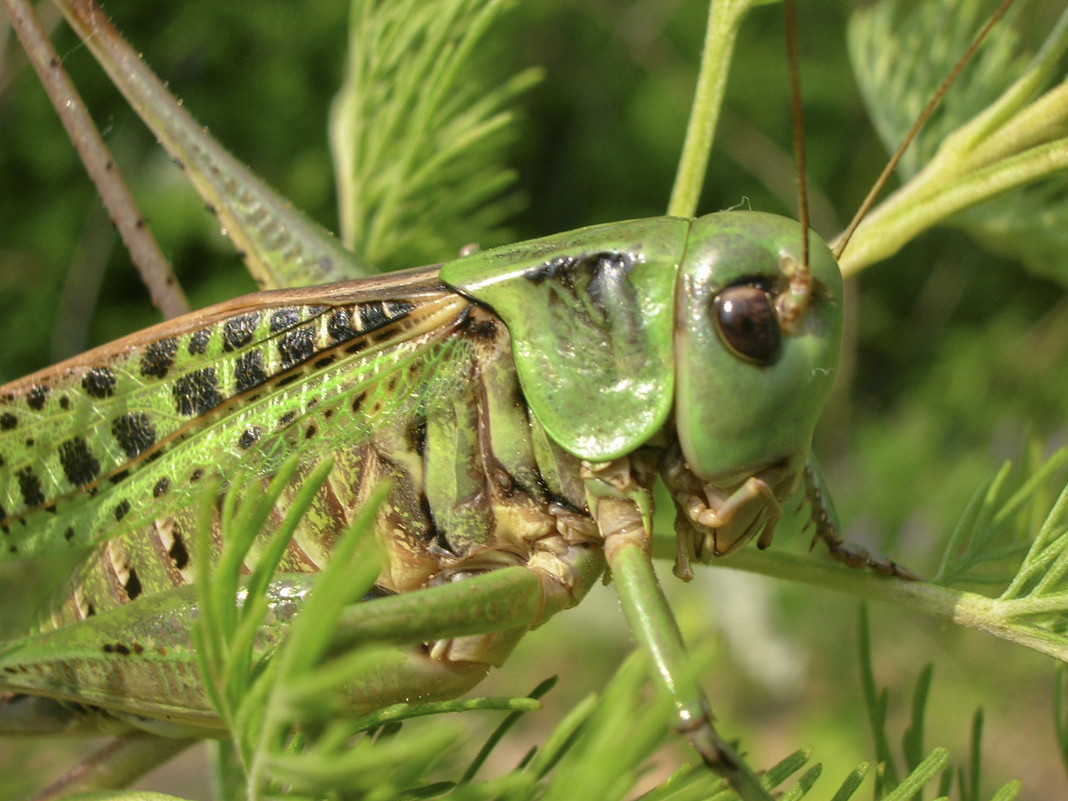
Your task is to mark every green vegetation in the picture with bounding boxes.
[2,0,1068,797]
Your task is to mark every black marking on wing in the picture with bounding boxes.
[270,308,301,332]
[222,313,261,352]
[328,309,356,343]
[279,326,317,370]
[173,368,223,416]
[82,368,117,399]
[235,351,268,394]
[188,329,211,355]
[112,413,157,459]
[26,386,49,411]
[358,301,389,330]
[16,467,44,507]
[140,338,179,378]
[58,437,101,487]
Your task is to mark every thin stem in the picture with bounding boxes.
[1,0,189,318]
[57,0,365,288]
[28,733,195,800]
[667,0,754,219]
[654,543,1068,664]
[833,0,1018,261]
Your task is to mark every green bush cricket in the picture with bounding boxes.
[2,0,1068,797]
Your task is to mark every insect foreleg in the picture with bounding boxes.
[802,459,920,580]
[659,447,795,580]
[679,477,782,549]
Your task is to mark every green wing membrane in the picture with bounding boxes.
[441,217,685,462]
[0,270,470,559]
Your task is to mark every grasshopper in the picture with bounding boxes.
[2,0,1066,797]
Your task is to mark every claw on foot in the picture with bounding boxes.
[803,462,920,580]
[822,538,922,580]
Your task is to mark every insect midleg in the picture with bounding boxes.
[583,459,769,797]
[802,459,919,578]
[607,539,753,775]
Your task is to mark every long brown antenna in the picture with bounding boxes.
[776,0,813,334]
[785,0,809,274]
[833,0,1017,260]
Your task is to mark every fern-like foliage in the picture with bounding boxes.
[329,0,538,269]
[177,460,1053,801]
[192,461,537,800]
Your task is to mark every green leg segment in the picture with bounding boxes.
[598,495,772,801]
[0,548,606,794]
[325,560,604,712]
[334,565,570,651]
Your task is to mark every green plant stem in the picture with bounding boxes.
[836,5,1068,276]
[665,546,1068,663]
[668,0,768,218]
[836,136,1068,277]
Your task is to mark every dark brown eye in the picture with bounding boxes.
[713,284,781,365]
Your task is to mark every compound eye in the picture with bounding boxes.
[713,284,781,365]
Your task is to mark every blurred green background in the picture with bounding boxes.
[1,0,1067,797]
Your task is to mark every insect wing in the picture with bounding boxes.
[0,269,470,560]
[441,217,685,462]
